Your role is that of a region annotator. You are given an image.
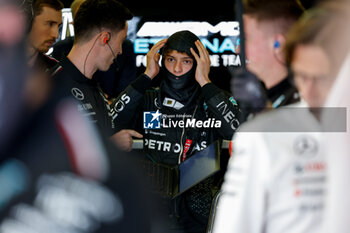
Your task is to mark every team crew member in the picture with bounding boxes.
[26,0,63,73]
[53,0,142,150]
[50,0,138,100]
[111,30,240,232]
[242,0,304,108]
[212,3,350,233]
[21,0,63,111]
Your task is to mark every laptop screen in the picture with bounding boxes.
[177,141,221,196]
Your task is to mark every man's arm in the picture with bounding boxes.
[202,83,241,139]
[111,39,167,130]
[110,74,152,130]
[190,40,240,139]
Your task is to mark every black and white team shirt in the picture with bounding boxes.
[53,57,114,136]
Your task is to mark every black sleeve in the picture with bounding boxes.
[110,74,152,131]
[201,83,241,139]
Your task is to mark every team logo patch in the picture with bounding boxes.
[229,96,238,105]
[143,110,162,129]
[71,87,84,101]
[293,135,318,158]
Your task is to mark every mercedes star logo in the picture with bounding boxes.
[71,87,84,100]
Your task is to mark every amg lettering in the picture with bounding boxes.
[137,21,239,37]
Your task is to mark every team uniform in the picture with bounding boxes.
[233,73,300,123]
[112,73,240,232]
[322,54,350,233]
[51,38,137,99]
[266,77,300,108]
[33,52,61,76]
[112,74,240,164]
[111,30,240,233]
[53,57,114,136]
[213,102,326,233]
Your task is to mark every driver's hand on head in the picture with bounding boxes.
[144,39,167,79]
[190,40,211,87]
[110,129,143,152]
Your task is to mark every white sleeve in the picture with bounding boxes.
[212,131,270,233]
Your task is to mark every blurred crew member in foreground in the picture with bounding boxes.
[213,2,350,233]
[0,1,161,232]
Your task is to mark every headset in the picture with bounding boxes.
[274,40,281,49]
[20,0,35,33]
[83,32,118,76]
[103,32,117,59]
[103,33,110,44]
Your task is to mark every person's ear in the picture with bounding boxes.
[99,31,110,45]
[274,40,280,49]
[273,34,286,62]
[103,32,111,44]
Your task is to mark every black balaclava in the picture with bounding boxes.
[161,30,200,108]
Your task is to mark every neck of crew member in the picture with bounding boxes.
[67,43,97,79]
[263,63,288,89]
[26,41,39,68]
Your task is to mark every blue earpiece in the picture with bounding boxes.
[274,40,280,48]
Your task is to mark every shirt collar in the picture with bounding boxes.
[59,56,97,86]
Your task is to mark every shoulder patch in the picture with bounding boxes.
[229,96,238,105]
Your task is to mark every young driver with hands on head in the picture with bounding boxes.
[111,30,240,233]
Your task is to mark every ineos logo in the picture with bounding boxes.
[71,88,84,101]
[113,94,130,112]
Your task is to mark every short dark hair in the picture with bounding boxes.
[32,0,64,18]
[74,0,133,43]
[243,0,305,34]
[70,0,85,19]
[243,0,305,21]
[284,2,350,75]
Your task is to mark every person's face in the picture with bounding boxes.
[244,15,276,81]
[164,50,194,77]
[291,44,332,108]
[29,6,62,53]
[100,23,128,71]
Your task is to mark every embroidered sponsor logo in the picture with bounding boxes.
[144,139,206,153]
[293,135,318,157]
[71,88,84,101]
[216,101,239,130]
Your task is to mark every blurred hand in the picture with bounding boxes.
[190,40,211,87]
[144,39,167,79]
[110,129,143,152]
